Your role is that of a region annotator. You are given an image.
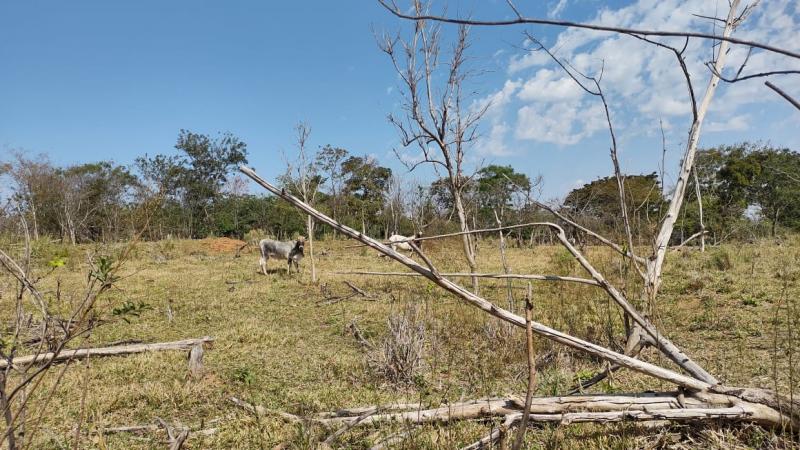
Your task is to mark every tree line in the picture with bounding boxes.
[1,132,798,245]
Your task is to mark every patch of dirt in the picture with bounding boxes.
[200,237,247,254]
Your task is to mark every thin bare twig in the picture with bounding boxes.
[765,80,800,111]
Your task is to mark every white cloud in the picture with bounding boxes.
[517,69,584,102]
[494,0,799,149]
[706,114,750,132]
[515,101,606,145]
[473,80,522,155]
[549,0,569,19]
[508,50,551,74]
[477,122,513,156]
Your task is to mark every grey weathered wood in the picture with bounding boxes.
[0,337,214,369]
[188,344,204,379]
[334,271,600,286]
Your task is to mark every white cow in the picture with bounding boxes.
[388,232,422,254]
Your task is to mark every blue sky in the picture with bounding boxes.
[1,0,798,200]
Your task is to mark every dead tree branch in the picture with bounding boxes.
[765,80,800,111]
[376,0,800,60]
[334,271,601,287]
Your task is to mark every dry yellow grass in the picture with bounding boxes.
[2,235,799,448]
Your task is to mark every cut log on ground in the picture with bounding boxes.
[231,391,796,430]
[1,337,214,369]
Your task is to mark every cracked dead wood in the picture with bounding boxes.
[462,414,516,450]
[347,320,374,350]
[322,406,379,446]
[0,337,214,370]
[187,343,205,379]
[334,271,600,287]
[317,281,375,306]
[239,164,800,429]
[235,392,796,430]
[674,231,709,250]
[101,423,218,438]
[569,326,646,394]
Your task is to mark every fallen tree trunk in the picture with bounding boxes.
[1,337,214,369]
[231,391,793,429]
[334,271,600,287]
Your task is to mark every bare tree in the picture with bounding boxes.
[282,122,322,283]
[378,0,489,292]
[377,0,770,389]
[384,173,407,237]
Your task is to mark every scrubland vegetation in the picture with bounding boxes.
[0,234,797,448]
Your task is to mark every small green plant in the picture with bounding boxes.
[91,255,119,284]
[111,301,153,323]
[741,297,759,307]
[574,368,595,384]
[47,255,67,268]
[232,367,256,385]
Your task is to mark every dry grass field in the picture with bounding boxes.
[2,234,799,449]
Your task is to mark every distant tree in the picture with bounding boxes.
[475,165,533,225]
[58,162,139,243]
[2,153,63,240]
[340,155,392,234]
[136,130,248,238]
[280,122,324,282]
[719,144,800,236]
[564,173,664,241]
[687,143,800,239]
[316,145,349,235]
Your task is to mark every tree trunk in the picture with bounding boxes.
[453,192,478,293]
[645,0,740,305]
[693,168,705,252]
[771,209,779,237]
[308,215,317,283]
[29,201,39,241]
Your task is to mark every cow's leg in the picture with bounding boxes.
[260,255,269,275]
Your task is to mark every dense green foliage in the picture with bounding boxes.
[1,137,798,245]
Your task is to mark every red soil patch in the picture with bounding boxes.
[200,237,247,254]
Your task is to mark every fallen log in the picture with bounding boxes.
[334,271,600,287]
[1,337,214,369]
[230,392,777,427]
